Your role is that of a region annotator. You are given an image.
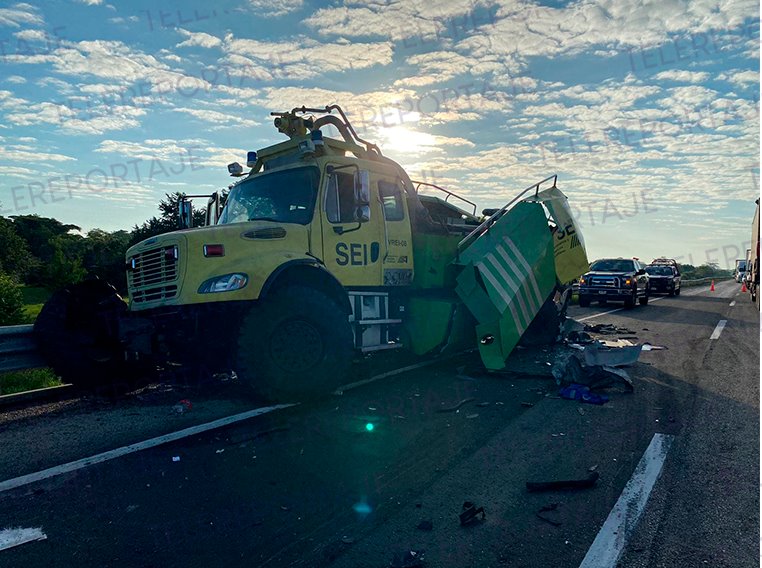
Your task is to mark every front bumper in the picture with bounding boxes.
[579,287,634,301]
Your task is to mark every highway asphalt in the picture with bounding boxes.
[0,279,757,567]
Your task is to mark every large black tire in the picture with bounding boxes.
[639,293,649,306]
[33,279,137,392]
[235,286,353,399]
[624,291,636,309]
[578,295,591,308]
[675,287,681,296]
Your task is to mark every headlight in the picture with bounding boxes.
[198,273,248,294]
[624,278,632,286]
[579,277,586,285]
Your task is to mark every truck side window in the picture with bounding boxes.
[379,180,404,221]
[326,171,357,224]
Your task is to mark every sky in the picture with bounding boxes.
[0,0,758,269]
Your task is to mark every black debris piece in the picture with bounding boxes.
[416,520,433,531]
[526,471,600,492]
[584,323,636,335]
[459,501,486,526]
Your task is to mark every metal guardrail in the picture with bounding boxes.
[0,324,46,373]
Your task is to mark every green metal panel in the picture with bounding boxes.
[411,233,461,289]
[455,201,556,370]
[401,297,455,355]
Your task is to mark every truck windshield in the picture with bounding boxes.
[646,266,672,276]
[590,259,635,272]
[218,166,320,225]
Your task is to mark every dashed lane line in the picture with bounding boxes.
[0,404,295,495]
[709,320,727,340]
[579,433,675,568]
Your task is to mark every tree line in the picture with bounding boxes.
[0,193,205,296]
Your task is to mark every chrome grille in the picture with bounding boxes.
[128,245,179,303]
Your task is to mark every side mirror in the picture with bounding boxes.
[355,205,370,223]
[354,170,370,206]
[636,269,646,275]
[179,200,193,229]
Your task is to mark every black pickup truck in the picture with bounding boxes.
[578,258,649,308]
[645,258,681,296]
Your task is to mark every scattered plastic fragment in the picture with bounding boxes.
[436,398,475,413]
[465,413,479,419]
[558,384,609,405]
[215,449,225,454]
[341,536,354,544]
[172,456,180,462]
[526,471,600,492]
[171,399,193,414]
[641,343,667,351]
[389,550,425,568]
[459,501,486,526]
[521,401,534,408]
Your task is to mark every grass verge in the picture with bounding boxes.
[0,368,62,396]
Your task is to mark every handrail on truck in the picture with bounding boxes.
[457,174,558,252]
[411,180,478,216]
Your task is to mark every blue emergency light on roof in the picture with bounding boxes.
[246,151,257,168]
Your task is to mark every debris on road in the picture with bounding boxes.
[0,527,47,552]
[341,536,354,545]
[525,471,600,492]
[389,549,425,568]
[172,456,180,462]
[459,501,486,526]
[584,323,636,335]
[558,384,609,405]
[535,503,562,527]
[642,343,668,351]
[171,399,193,414]
[416,519,434,531]
[521,401,534,408]
[436,398,475,413]
[583,342,642,367]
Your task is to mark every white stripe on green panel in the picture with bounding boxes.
[493,245,540,316]
[475,262,525,334]
[503,237,545,307]
[485,253,532,327]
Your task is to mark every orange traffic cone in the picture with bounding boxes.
[742,281,748,293]
[710,280,715,291]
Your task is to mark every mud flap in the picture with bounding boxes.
[455,201,556,370]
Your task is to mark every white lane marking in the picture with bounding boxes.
[579,433,675,568]
[0,404,294,495]
[577,296,665,322]
[0,527,47,551]
[709,320,727,340]
[335,359,442,394]
[729,301,736,306]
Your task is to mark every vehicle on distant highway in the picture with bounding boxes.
[734,259,747,283]
[578,258,649,308]
[646,258,681,296]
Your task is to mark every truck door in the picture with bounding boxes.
[321,167,384,286]
[378,178,414,286]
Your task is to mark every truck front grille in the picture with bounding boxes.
[128,245,179,303]
[590,276,619,287]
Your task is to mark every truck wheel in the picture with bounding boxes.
[675,287,681,296]
[33,279,137,392]
[639,293,649,306]
[236,285,353,399]
[668,289,675,297]
[578,296,590,308]
[624,292,635,309]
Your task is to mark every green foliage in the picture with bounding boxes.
[130,192,207,246]
[0,368,61,395]
[0,272,26,325]
[0,217,33,280]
